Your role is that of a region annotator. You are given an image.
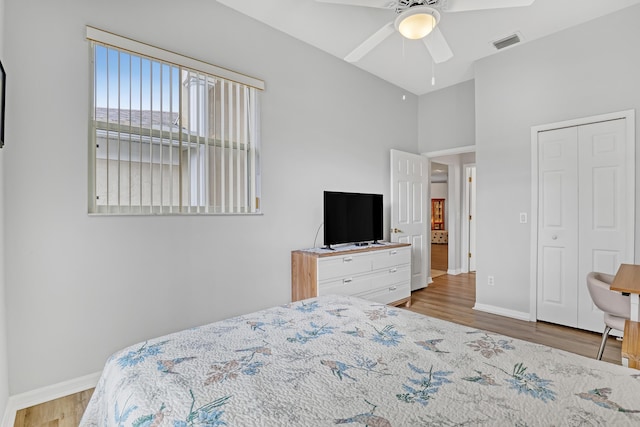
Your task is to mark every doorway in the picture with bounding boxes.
[430,162,448,279]
[425,147,476,282]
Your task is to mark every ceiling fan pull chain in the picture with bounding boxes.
[431,58,435,86]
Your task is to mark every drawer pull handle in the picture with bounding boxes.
[389,286,397,291]
[389,268,397,273]
[343,257,353,262]
[343,278,353,284]
[390,250,397,255]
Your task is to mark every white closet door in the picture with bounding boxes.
[536,127,579,327]
[536,118,631,332]
[577,119,628,332]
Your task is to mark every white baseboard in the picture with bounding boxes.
[447,268,461,276]
[473,303,531,322]
[2,371,101,427]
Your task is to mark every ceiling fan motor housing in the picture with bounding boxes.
[396,0,444,13]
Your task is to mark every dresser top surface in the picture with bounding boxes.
[293,242,411,258]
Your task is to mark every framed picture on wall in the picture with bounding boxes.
[0,60,5,148]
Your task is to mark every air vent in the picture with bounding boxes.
[492,33,521,50]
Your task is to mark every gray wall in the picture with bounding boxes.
[474,5,640,313]
[0,0,9,415]
[3,0,418,394]
[418,79,475,153]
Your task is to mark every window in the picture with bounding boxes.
[87,27,264,214]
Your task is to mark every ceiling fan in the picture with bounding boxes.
[316,0,535,64]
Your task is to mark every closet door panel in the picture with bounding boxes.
[577,119,628,332]
[536,127,579,327]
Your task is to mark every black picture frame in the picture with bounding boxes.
[0,60,5,148]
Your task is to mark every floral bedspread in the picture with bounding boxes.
[80,295,640,426]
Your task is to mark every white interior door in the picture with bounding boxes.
[577,119,630,332]
[536,117,633,332]
[390,149,428,291]
[537,127,580,327]
[466,165,477,272]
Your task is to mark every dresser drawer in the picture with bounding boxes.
[319,264,410,297]
[317,253,372,281]
[318,273,374,297]
[371,264,411,289]
[370,247,411,270]
[355,281,410,305]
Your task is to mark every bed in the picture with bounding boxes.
[80,294,640,426]
[431,230,448,244]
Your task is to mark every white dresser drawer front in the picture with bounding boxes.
[318,274,373,297]
[317,253,372,281]
[370,247,411,270]
[318,265,408,297]
[371,264,411,289]
[355,282,410,305]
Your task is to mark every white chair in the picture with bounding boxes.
[586,272,630,360]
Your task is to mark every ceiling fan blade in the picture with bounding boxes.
[443,0,534,12]
[345,22,395,62]
[422,27,453,64]
[315,0,396,9]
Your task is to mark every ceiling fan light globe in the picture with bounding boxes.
[395,6,440,40]
[399,14,436,39]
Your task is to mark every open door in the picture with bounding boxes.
[465,165,477,272]
[390,149,428,291]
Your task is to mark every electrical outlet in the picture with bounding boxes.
[519,213,527,224]
[487,275,495,286]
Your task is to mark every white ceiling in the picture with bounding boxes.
[217,0,640,95]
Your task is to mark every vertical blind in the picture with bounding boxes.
[87,27,263,215]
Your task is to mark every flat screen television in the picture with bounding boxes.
[323,191,383,249]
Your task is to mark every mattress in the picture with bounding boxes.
[80,294,640,426]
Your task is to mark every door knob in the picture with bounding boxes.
[552,235,558,240]
[391,228,403,233]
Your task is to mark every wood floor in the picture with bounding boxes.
[14,272,623,426]
[409,272,623,365]
[431,242,448,271]
[13,389,94,427]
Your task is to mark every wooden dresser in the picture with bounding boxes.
[291,243,411,307]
